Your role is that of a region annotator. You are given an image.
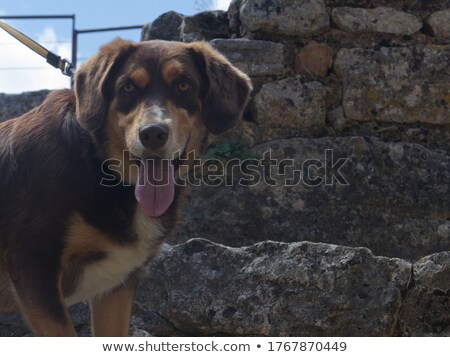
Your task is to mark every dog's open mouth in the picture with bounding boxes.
[132,149,186,217]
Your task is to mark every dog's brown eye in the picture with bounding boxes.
[177,81,191,93]
[122,82,136,94]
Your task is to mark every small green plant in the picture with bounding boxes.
[207,135,256,160]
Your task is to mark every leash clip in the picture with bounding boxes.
[46,51,76,77]
[60,58,76,77]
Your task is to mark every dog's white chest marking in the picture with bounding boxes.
[65,208,163,305]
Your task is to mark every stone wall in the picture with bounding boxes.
[141,1,450,260]
[141,0,450,336]
[0,0,449,336]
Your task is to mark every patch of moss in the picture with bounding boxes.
[207,136,256,160]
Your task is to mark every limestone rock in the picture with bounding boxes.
[136,239,411,336]
[172,137,450,261]
[253,77,326,132]
[327,106,346,130]
[332,7,422,35]
[240,0,330,36]
[399,252,450,336]
[325,2,450,18]
[210,39,287,77]
[228,0,244,36]
[207,120,260,148]
[334,45,450,124]
[0,313,28,337]
[424,9,450,39]
[0,90,49,122]
[182,11,229,42]
[0,303,90,337]
[141,11,184,41]
[295,41,334,77]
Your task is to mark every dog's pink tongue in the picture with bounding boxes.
[135,159,175,217]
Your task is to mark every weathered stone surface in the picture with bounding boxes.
[295,41,333,77]
[181,11,229,42]
[228,0,244,36]
[253,77,326,133]
[328,120,450,155]
[424,9,450,39]
[0,303,90,337]
[332,7,422,35]
[325,1,450,17]
[0,90,49,122]
[399,252,450,336]
[207,120,260,148]
[334,45,450,124]
[2,240,447,337]
[172,137,450,261]
[136,239,411,336]
[240,0,330,36]
[141,11,183,41]
[327,106,346,130]
[210,39,287,77]
[0,313,28,337]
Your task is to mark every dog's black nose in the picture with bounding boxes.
[139,124,169,149]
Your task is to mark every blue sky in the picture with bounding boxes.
[0,0,231,93]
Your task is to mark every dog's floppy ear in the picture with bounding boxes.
[189,43,252,134]
[74,39,135,131]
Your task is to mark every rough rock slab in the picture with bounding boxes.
[172,136,450,261]
[399,252,450,336]
[210,39,287,77]
[141,11,184,42]
[253,77,326,132]
[0,303,90,337]
[182,11,229,42]
[228,0,244,36]
[136,239,411,336]
[332,6,422,35]
[0,90,49,122]
[324,2,450,17]
[334,45,450,124]
[424,9,450,39]
[0,313,29,337]
[240,0,330,36]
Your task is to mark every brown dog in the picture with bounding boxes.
[0,39,252,336]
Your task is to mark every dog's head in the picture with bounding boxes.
[74,39,252,217]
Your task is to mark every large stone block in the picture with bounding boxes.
[210,39,287,77]
[325,1,450,17]
[399,252,450,336]
[332,7,422,35]
[240,0,330,36]
[424,9,450,39]
[181,11,229,42]
[142,11,230,43]
[136,239,411,336]
[0,90,49,122]
[141,11,184,41]
[253,77,326,132]
[172,137,450,261]
[334,45,450,124]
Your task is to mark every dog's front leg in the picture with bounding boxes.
[8,261,77,336]
[89,272,140,337]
